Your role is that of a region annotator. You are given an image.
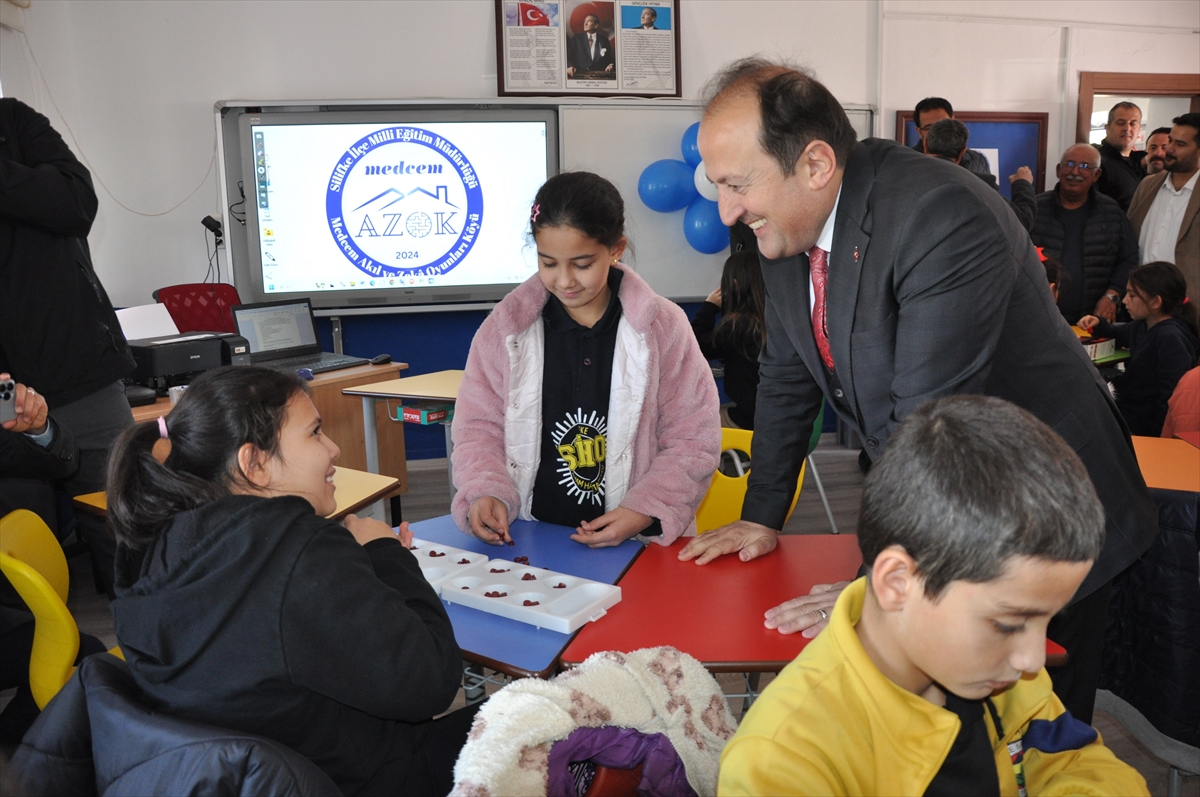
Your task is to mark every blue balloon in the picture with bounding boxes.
[683,196,728,254]
[638,159,698,212]
[680,122,702,167]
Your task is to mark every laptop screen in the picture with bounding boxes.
[232,300,320,358]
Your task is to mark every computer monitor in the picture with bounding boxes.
[234,106,557,309]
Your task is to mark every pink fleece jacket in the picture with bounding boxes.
[450,263,721,544]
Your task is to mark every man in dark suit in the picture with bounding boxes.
[566,14,614,78]
[681,58,1157,724]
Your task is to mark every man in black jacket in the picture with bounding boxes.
[1093,101,1147,211]
[1030,143,1137,325]
[0,98,136,596]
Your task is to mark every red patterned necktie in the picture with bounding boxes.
[809,245,835,370]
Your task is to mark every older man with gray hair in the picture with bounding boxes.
[1030,143,1137,324]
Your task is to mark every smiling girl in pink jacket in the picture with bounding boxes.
[450,172,721,548]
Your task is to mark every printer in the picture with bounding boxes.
[128,333,250,390]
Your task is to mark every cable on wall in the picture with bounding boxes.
[12,2,218,218]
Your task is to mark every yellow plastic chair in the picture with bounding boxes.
[0,509,122,709]
[695,428,806,534]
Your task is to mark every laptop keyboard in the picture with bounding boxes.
[264,353,370,374]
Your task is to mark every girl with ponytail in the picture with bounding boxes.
[1080,261,1200,435]
[108,366,472,796]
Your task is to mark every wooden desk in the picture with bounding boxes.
[131,363,409,489]
[343,370,464,498]
[72,466,400,522]
[1131,435,1200,493]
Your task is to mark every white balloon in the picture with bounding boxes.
[694,161,719,202]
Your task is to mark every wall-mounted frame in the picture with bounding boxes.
[896,111,1049,198]
[494,0,681,98]
[1076,72,1200,144]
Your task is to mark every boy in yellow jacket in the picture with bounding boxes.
[719,395,1148,796]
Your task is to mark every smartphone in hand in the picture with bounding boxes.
[0,379,16,425]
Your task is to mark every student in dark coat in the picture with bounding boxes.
[1081,262,1200,436]
[691,251,766,429]
[108,367,471,797]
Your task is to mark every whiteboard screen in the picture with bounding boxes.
[560,102,873,300]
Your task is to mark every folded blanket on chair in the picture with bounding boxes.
[451,647,737,797]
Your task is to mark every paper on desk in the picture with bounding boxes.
[116,304,180,339]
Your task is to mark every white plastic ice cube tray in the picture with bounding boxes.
[410,538,622,634]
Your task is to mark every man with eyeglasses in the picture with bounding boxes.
[1030,144,1137,325]
[910,97,992,178]
[1093,102,1146,212]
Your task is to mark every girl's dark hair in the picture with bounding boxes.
[713,250,766,359]
[529,171,625,248]
[1129,261,1198,339]
[107,367,308,549]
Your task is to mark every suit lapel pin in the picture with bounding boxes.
[854,247,859,262]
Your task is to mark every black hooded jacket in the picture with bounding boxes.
[110,494,462,796]
[1093,316,1200,436]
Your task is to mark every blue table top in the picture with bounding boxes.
[407,515,643,678]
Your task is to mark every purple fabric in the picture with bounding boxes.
[547,726,697,797]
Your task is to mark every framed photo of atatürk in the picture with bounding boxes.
[896,110,1050,198]
[495,0,681,98]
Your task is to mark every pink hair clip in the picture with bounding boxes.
[531,203,541,223]
[152,416,172,463]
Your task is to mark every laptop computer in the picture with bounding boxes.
[231,298,370,375]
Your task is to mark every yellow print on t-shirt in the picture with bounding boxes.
[552,408,607,506]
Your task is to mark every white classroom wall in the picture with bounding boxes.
[1,0,1196,306]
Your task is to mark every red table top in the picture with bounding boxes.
[560,535,1070,672]
[560,535,863,672]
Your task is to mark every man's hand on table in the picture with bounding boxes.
[677,520,778,564]
[571,507,650,548]
[764,580,851,637]
[467,496,512,545]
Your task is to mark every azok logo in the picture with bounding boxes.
[326,127,483,279]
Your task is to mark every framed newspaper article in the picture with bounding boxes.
[495,1,681,98]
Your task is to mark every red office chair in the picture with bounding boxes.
[153,283,241,334]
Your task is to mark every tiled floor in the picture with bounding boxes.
[3,439,1195,794]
